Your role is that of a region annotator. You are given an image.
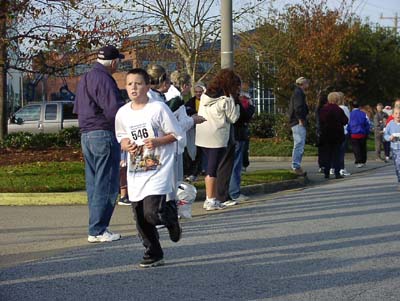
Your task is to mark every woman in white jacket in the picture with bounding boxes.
[195,69,241,210]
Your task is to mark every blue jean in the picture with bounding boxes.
[81,130,120,236]
[229,140,245,199]
[392,149,400,183]
[291,124,306,169]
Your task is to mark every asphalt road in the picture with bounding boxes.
[1,163,400,300]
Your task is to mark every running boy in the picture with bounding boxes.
[384,106,400,190]
[115,68,183,268]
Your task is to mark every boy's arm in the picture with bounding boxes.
[143,134,176,150]
[383,123,392,141]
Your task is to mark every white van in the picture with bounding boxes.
[8,101,79,134]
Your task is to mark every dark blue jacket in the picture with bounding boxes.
[73,63,124,133]
[347,108,370,136]
[288,87,309,127]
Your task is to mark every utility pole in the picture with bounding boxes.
[380,13,399,34]
[221,0,233,69]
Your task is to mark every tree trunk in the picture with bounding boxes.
[0,0,8,141]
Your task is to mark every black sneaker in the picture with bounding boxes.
[118,196,132,206]
[139,257,164,268]
[167,222,182,243]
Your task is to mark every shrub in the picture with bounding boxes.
[249,112,276,138]
[249,111,318,145]
[1,127,81,149]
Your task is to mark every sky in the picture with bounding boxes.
[275,0,399,28]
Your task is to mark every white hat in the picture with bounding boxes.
[295,77,308,85]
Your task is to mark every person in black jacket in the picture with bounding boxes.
[184,82,206,182]
[288,77,309,176]
[227,93,255,205]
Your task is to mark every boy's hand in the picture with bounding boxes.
[143,138,158,150]
[121,138,138,155]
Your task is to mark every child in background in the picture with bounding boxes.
[384,107,400,190]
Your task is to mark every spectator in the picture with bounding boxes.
[118,150,132,205]
[288,77,309,176]
[337,92,351,176]
[195,68,240,210]
[315,89,329,173]
[73,45,125,243]
[319,92,349,179]
[115,68,183,268]
[228,92,255,204]
[383,106,400,191]
[347,100,370,168]
[373,103,388,162]
[184,82,206,182]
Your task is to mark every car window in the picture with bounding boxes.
[45,104,57,120]
[15,105,41,121]
[63,102,78,120]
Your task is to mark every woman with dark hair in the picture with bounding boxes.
[195,69,241,210]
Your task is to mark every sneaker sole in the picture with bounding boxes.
[118,202,132,206]
[139,259,165,268]
[206,206,226,211]
[87,236,122,243]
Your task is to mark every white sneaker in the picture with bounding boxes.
[203,200,210,209]
[223,200,238,207]
[329,168,334,175]
[340,169,351,176]
[185,175,197,182]
[88,229,121,243]
[205,200,226,211]
[356,163,364,168]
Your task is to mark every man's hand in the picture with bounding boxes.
[192,114,207,124]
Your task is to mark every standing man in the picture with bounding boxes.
[373,103,388,161]
[288,77,309,176]
[73,45,125,243]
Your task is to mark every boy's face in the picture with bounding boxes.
[376,104,383,112]
[394,108,400,123]
[126,73,150,102]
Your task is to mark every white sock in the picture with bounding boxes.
[206,197,215,202]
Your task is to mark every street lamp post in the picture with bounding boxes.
[221,0,233,69]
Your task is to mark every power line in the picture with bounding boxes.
[380,12,399,33]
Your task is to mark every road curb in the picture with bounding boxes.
[194,177,307,202]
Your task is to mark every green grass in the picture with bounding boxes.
[0,162,86,193]
[0,161,296,194]
[249,138,318,156]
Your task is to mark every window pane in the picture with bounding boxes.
[45,104,57,120]
[15,105,41,121]
[63,103,78,120]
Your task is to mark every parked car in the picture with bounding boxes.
[8,101,78,134]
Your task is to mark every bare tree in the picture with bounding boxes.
[0,0,129,140]
[114,0,268,84]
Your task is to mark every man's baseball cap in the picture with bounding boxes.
[295,77,308,85]
[97,45,125,60]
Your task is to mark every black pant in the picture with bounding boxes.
[183,146,202,176]
[216,142,236,202]
[320,142,341,176]
[132,195,177,259]
[351,137,367,164]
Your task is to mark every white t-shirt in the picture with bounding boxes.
[115,98,182,202]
